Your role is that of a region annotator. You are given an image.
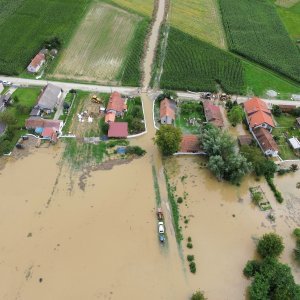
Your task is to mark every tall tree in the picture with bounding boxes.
[154,125,182,156]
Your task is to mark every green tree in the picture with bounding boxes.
[191,290,206,300]
[154,125,182,156]
[257,233,284,259]
[248,273,270,300]
[0,110,16,125]
[201,125,251,183]
[271,105,282,117]
[228,105,244,125]
[241,145,277,178]
[16,104,30,115]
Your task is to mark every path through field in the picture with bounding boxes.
[52,3,140,84]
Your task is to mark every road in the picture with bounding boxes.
[1,75,300,108]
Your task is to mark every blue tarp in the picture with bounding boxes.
[116,147,127,154]
[35,127,43,134]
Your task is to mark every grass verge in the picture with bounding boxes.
[152,166,162,206]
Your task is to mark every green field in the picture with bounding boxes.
[170,0,226,48]
[275,1,300,41]
[159,28,244,93]
[244,61,300,97]
[218,0,300,83]
[108,0,154,16]
[0,0,91,75]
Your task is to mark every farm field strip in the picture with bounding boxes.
[275,0,300,7]
[0,0,91,75]
[218,0,300,83]
[109,0,154,17]
[52,3,140,84]
[169,0,227,49]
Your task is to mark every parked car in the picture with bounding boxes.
[159,234,165,243]
[158,221,165,234]
[2,80,12,86]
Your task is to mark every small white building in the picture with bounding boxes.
[289,137,300,150]
[27,53,46,73]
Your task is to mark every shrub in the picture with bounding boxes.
[189,262,196,273]
[243,260,261,278]
[177,197,183,204]
[293,228,300,239]
[187,255,195,262]
[265,176,283,203]
[101,122,109,135]
[191,291,206,300]
[126,146,146,156]
[188,237,192,242]
[257,233,284,259]
[187,242,193,249]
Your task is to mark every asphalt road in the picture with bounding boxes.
[1,75,300,107]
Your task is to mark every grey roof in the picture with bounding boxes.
[37,84,61,110]
[30,108,41,116]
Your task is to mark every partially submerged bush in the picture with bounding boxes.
[187,255,195,262]
[126,146,146,156]
[189,262,196,273]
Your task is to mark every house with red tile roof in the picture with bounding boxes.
[25,118,63,133]
[244,97,275,132]
[106,92,127,118]
[27,53,45,73]
[176,135,205,155]
[160,98,176,124]
[203,101,224,128]
[108,122,128,138]
[105,112,116,123]
[253,127,278,157]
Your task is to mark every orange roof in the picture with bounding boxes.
[253,127,278,152]
[244,97,270,115]
[203,101,224,127]
[108,122,128,138]
[248,110,275,128]
[106,92,126,113]
[180,135,201,153]
[160,98,175,119]
[29,53,45,68]
[105,112,116,123]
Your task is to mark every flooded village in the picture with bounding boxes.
[1,0,300,299]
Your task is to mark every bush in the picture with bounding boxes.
[189,262,196,273]
[243,260,261,278]
[257,233,284,259]
[106,139,128,148]
[177,197,183,203]
[187,255,195,262]
[265,176,283,203]
[126,146,146,156]
[15,104,31,115]
[188,237,192,242]
[187,242,193,249]
[294,228,300,239]
[101,122,109,135]
[191,291,206,300]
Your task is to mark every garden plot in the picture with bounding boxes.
[52,3,140,84]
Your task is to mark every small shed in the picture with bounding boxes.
[288,137,300,150]
[238,135,253,146]
[278,105,296,113]
[292,94,300,101]
[179,135,201,153]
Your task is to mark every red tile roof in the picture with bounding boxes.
[106,92,126,113]
[42,127,54,138]
[105,112,116,123]
[108,122,128,138]
[160,98,175,120]
[253,127,278,153]
[244,97,275,129]
[180,135,201,153]
[25,118,62,131]
[29,53,45,68]
[244,97,270,115]
[203,101,224,127]
[248,110,275,129]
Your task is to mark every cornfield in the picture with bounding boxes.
[218,0,300,83]
[160,28,245,93]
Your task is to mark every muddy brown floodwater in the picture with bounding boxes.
[165,156,300,299]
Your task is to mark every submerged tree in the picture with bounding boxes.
[200,125,251,183]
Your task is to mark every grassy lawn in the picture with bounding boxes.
[275,1,300,40]
[0,88,40,154]
[170,0,227,49]
[273,114,300,160]
[244,61,300,97]
[175,101,205,134]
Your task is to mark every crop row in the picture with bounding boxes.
[159,28,245,93]
[218,0,300,83]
